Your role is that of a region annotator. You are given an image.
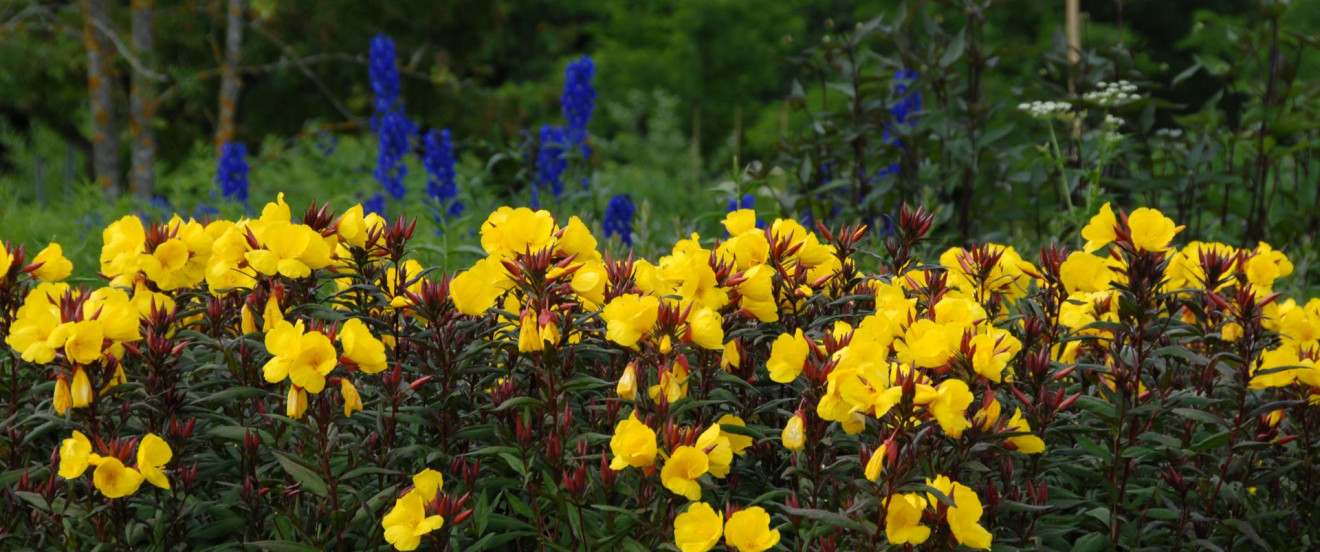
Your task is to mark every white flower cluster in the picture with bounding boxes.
[1103,114,1124,128]
[1083,81,1140,106]
[1018,100,1072,120]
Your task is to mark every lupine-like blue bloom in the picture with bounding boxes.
[562,56,596,156]
[374,111,415,201]
[882,69,921,174]
[604,194,635,247]
[423,128,464,232]
[369,34,414,205]
[363,193,386,217]
[533,125,568,206]
[369,34,401,117]
[216,142,249,203]
[727,193,755,212]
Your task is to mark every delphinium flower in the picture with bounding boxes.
[561,56,596,158]
[375,110,415,201]
[369,34,415,204]
[216,142,249,203]
[369,34,401,116]
[727,193,754,213]
[423,128,464,232]
[879,69,921,178]
[603,194,635,246]
[533,125,568,206]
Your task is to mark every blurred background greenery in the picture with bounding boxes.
[0,0,1317,292]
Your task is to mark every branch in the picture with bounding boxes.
[247,20,360,123]
[89,12,167,82]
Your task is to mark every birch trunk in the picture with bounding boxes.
[215,0,244,149]
[129,0,156,199]
[84,0,121,198]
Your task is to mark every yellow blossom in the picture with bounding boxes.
[674,502,723,552]
[885,493,931,545]
[59,430,101,479]
[767,329,809,383]
[382,491,445,551]
[342,379,363,417]
[723,506,780,552]
[31,243,73,282]
[782,412,805,451]
[661,445,708,500]
[137,433,172,490]
[1080,202,1117,253]
[93,457,144,499]
[609,411,657,470]
[602,294,660,348]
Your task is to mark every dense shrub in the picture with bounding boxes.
[2,194,1318,550]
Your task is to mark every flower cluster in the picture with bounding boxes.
[370,34,416,203]
[4,194,1319,550]
[1082,80,1140,106]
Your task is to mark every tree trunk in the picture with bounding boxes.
[129,0,156,200]
[84,0,121,198]
[216,0,244,149]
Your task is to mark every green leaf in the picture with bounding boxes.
[245,540,322,552]
[1071,532,1109,552]
[272,451,330,497]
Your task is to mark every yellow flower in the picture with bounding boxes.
[767,329,809,383]
[688,308,724,350]
[341,318,388,374]
[721,341,742,372]
[940,480,993,550]
[263,321,337,393]
[262,296,284,332]
[716,414,753,455]
[648,361,690,404]
[287,386,308,419]
[450,256,513,316]
[479,206,558,258]
[1126,207,1180,253]
[6,298,61,363]
[968,330,1021,383]
[342,379,363,417]
[409,468,445,502]
[382,491,445,551]
[695,424,733,478]
[602,294,660,348]
[32,243,73,282]
[71,367,93,408]
[137,433,172,490]
[723,506,780,552]
[1006,409,1045,454]
[608,411,657,470]
[0,243,11,282]
[245,221,333,279]
[518,310,544,352]
[93,456,144,498]
[100,215,146,277]
[864,444,887,482]
[1059,251,1113,294]
[62,320,105,365]
[241,304,258,334]
[916,379,974,439]
[1080,201,1117,253]
[617,363,637,401]
[661,445,709,500]
[782,411,805,451]
[85,287,142,343]
[571,261,608,308]
[895,319,956,369]
[59,430,101,479]
[53,376,72,415]
[674,502,723,552]
[885,493,931,545]
[558,216,603,264]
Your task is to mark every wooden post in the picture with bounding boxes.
[129,0,156,200]
[216,0,244,149]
